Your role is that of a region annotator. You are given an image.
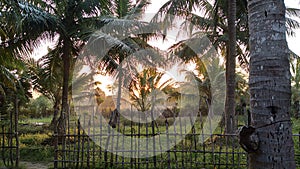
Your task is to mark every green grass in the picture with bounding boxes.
[20,116,53,125]
[18,121,54,163]
[12,115,300,168]
[20,145,54,162]
[292,118,300,134]
[19,135,54,163]
[53,140,247,169]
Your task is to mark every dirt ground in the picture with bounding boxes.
[20,161,51,169]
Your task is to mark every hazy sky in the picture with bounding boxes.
[145,0,300,56]
[31,0,300,59]
[285,0,300,56]
[30,0,300,98]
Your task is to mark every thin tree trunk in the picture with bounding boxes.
[248,0,296,168]
[109,68,122,128]
[225,0,237,134]
[57,0,76,136]
[58,39,72,136]
[14,95,19,168]
[117,68,122,112]
[50,99,60,130]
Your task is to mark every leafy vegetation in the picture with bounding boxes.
[0,0,300,168]
[0,112,298,168]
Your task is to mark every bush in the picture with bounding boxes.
[20,96,53,118]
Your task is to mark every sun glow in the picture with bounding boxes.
[94,74,114,96]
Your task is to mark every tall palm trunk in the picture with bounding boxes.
[57,38,72,135]
[248,0,296,168]
[109,69,122,128]
[117,69,122,112]
[50,99,60,129]
[225,0,236,134]
[57,0,75,135]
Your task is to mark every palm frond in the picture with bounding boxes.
[96,16,160,38]
[0,0,60,57]
[126,0,151,20]
[86,31,134,58]
[167,34,213,63]
[71,72,92,96]
[286,7,300,17]
[25,44,65,101]
[151,0,212,32]
[0,65,17,91]
[78,0,111,17]
[183,13,214,33]
[286,17,300,36]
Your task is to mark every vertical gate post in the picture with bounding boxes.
[14,96,19,168]
[54,125,58,168]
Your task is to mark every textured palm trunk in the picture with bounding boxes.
[225,0,237,134]
[248,0,296,168]
[57,0,75,136]
[57,42,71,136]
[50,99,60,129]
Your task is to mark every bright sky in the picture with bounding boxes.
[285,0,300,56]
[145,0,300,56]
[30,0,300,99]
[31,0,300,59]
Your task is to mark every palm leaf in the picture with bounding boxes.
[0,65,17,91]
[0,0,60,56]
[126,0,151,20]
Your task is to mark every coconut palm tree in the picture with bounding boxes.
[26,54,63,128]
[0,22,32,166]
[291,52,300,118]
[226,0,237,134]
[0,1,34,134]
[128,67,174,112]
[1,0,112,133]
[0,1,35,97]
[81,0,164,127]
[152,0,246,134]
[153,0,300,134]
[247,0,296,168]
[154,0,300,67]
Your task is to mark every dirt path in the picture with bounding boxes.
[20,161,51,169]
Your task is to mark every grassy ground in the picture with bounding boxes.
[292,118,300,134]
[3,116,299,168]
[18,117,54,166]
[19,116,53,125]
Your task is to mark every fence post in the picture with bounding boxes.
[76,118,80,169]
[14,96,19,168]
[54,121,58,168]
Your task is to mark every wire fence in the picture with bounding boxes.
[54,106,250,169]
[0,97,19,168]
[0,125,18,168]
[54,106,300,169]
